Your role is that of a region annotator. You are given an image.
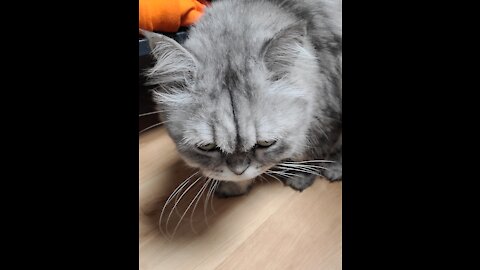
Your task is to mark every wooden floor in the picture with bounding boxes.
[140,127,342,270]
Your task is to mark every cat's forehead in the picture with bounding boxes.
[196,54,258,88]
[191,68,259,116]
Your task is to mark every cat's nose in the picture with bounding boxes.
[226,155,251,175]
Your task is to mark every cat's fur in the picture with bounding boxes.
[143,0,342,197]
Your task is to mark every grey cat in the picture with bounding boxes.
[142,0,342,197]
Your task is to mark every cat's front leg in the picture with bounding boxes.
[324,144,342,181]
[215,179,253,198]
[282,172,316,192]
[323,162,342,181]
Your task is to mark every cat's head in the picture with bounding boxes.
[142,22,320,182]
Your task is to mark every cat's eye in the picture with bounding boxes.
[197,143,217,151]
[256,140,277,148]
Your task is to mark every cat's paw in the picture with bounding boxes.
[283,173,316,192]
[323,163,342,181]
[215,180,253,198]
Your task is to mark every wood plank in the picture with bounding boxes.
[139,127,342,270]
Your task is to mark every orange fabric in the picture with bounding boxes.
[139,0,208,33]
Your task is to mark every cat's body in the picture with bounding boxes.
[143,0,342,197]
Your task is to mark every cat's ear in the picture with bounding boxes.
[140,29,197,96]
[261,21,309,79]
[140,29,163,55]
[139,29,193,60]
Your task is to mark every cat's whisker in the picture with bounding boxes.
[190,178,211,234]
[158,171,198,237]
[277,163,325,172]
[165,176,202,237]
[139,120,173,134]
[278,163,322,169]
[267,169,296,175]
[275,165,319,175]
[275,161,334,178]
[257,175,267,183]
[173,174,198,218]
[278,163,331,174]
[139,108,187,117]
[283,159,335,164]
[279,163,329,170]
[203,179,216,227]
[210,180,219,214]
[171,177,209,238]
[264,172,284,184]
[260,175,270,183]
[172,193,185,218]
[275,165,325,176]
[266,170,298,179]
[139,111,168,117]
[265,173,283,184]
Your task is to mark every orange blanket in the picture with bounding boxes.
[139,0,209,33]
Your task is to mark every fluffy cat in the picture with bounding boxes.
[142,0,342,197]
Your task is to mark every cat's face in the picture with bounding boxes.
[161,68,312,182]
[143,22,319,182]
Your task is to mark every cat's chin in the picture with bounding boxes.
[200,167,266,182]
[213,177,253,183]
